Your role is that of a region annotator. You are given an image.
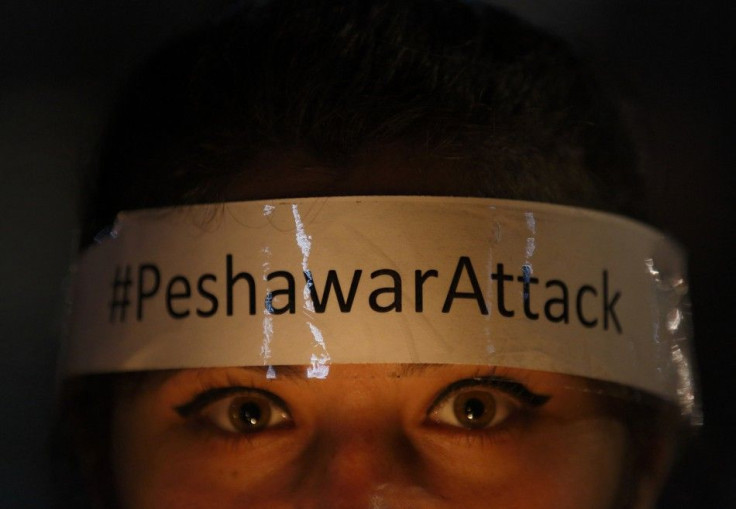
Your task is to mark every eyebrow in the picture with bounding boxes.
[235,364,489,379]
[174,365,550,419]
[236,365,309,381]
[395,364,463,377]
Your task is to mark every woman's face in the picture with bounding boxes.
[111,364,638,509]
[107,159,666,508]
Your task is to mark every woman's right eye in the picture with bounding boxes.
[176,388,293,434]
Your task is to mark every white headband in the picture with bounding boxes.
[64,196,696,411]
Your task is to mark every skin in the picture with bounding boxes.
[113,364,631,509]
[109,157,665,507]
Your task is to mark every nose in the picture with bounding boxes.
[292,410,432,508]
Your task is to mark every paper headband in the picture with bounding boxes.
[64,196,696,410]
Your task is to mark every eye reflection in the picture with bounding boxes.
[427,377,550,430]
[175,387,293,434]
[453,390,498,429]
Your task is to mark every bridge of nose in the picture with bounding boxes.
[290,373,431,506]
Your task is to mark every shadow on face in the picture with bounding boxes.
[106,364,672,509]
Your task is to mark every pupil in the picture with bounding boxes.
[238,402,262,427]
[464,398,485,420]
[228,395,273,433]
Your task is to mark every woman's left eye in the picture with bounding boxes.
[428,387,517,429]
[177,388,293,434]
[426,378,549,430]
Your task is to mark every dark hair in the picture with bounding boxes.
[83,0,642,244]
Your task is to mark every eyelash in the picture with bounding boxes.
[175,386,294,439]
[174,375,550,446]
[424,377,550,441]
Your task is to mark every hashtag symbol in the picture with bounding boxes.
[109,265,132,322]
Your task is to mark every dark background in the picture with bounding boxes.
[1,1,733,507]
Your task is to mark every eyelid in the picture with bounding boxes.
[426,376,550,418]
[174,386,290,419]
